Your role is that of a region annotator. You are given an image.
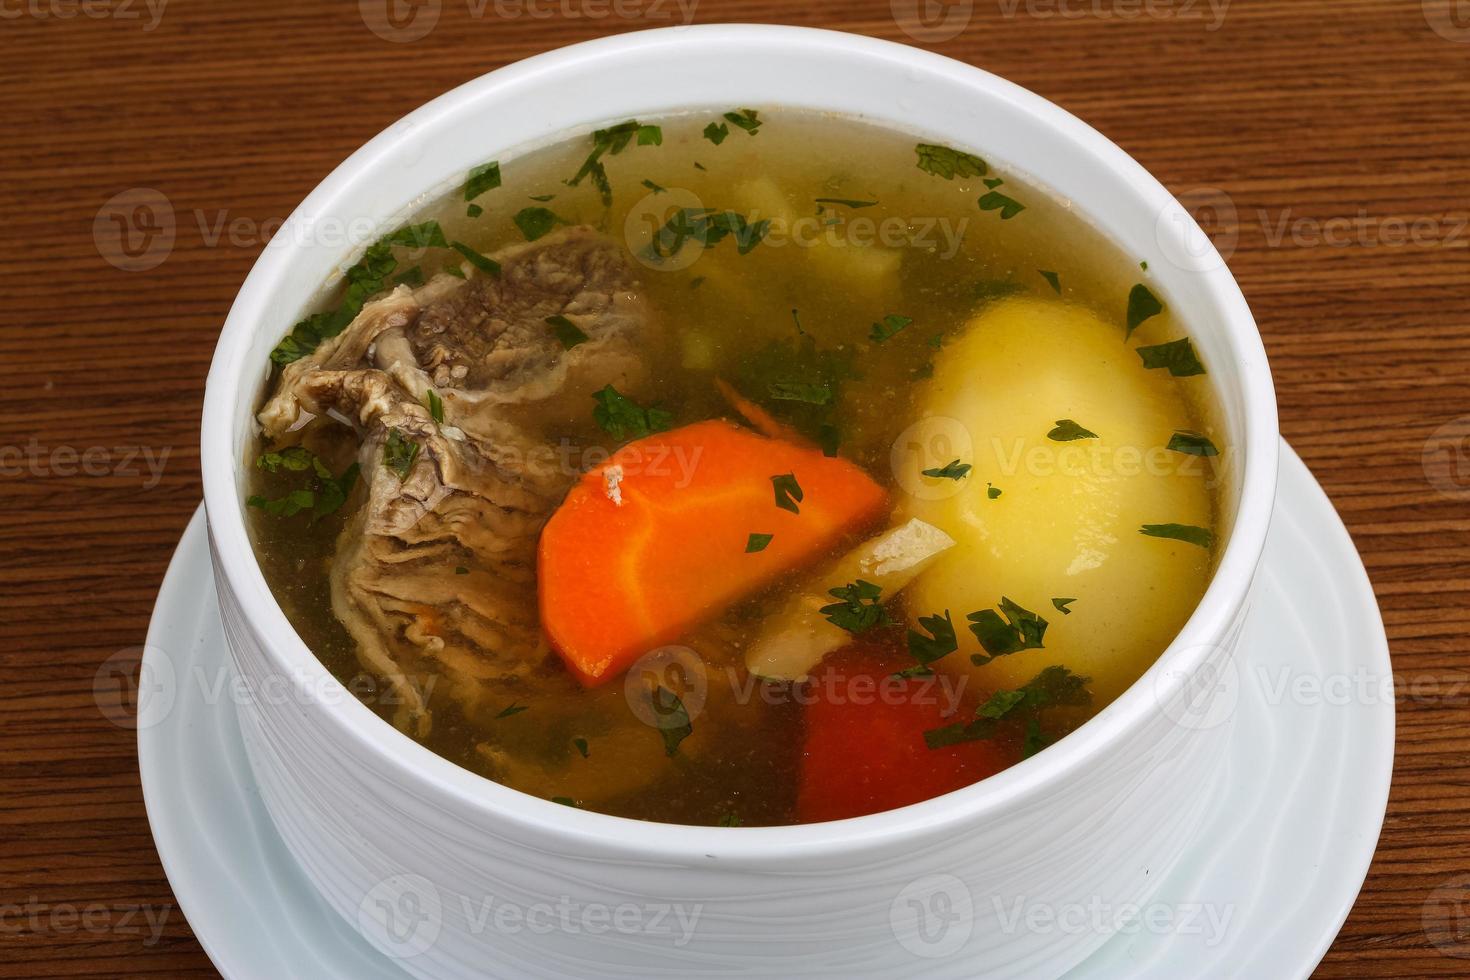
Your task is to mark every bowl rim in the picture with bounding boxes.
[200,23,1279,861]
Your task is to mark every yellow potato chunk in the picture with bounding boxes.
[896,298,1216,705]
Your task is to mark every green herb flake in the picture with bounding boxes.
[987,484,1003,500]
[637,124,663,146]
[551,796,580,808]
[1167,431,1220,457]
[465,161,502,200]
[1040,270,1062,293]
[641,178,666,194]
[924,665,1091,751]
[529,193,556,202]
[1051,597,1076,615]
[869,314,913,343]
[573,737,589,759]
[591,385,673,441]
[922,459,971,481]
[703,122,729,145]
[254,446,315,473]
[394,265,425,288]
[978,189,1026,220]
[745,532,774,553]
[513,206,568,242]
[815,197,877,209]
[246,489,315,519]
[770,473,803,514]
[450,241,501,277]
[495,703,528,719]
[1139,523,1214,548]
[968,597,1048,663]
[454,566,469,575]
[915,143,988,180]
[641,208,770,261]
[382,221,448,249]
[820,579,892,634]
[1047,419,1099,442]
[651,686,693,756]
[907,610,958,665]
[423,388,444,424]
[545,314,590,350]
[466,203,484,218]
[1126,284,1165,339]
[383,429,420,481]
[977,689,1028,720]
[718,812,742,827]
[723,108,762,134]
[269,240,396,365]
[1137,338,1206,377]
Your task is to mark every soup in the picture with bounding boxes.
[246,109,1224,826]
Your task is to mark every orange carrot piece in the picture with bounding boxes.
[714,378,807,444]
[538,420,888,686]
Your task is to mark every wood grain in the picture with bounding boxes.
[1,0,1466,975]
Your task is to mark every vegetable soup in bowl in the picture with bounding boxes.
[202,25,1276,977]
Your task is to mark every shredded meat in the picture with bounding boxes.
[258,227,650,735]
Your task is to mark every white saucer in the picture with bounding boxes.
[138,441,1393,979]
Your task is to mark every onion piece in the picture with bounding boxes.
[744,518,955,681]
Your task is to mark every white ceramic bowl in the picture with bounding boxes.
[200,25,1278,979]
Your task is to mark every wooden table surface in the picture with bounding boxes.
[4,0,1467,975]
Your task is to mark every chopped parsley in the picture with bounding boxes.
[573,737,589,758]
[723,108,762,134]
[465,161,502,200]
[1167,431,1219,456]
[915,143,988,180]
[987,484,1003,500]
[815,197,877,209]
[495,703,528,719]
[735,336,853,451]
[422,388,444,424]
[968,597,1048,663]
[269,240,396,365]
[906,610,958,665]
[383,429,420,481]
[454,566,468,575]
[566,120,654,207]
[869,314,913,342]
[718,812,742,827]
[1051,597,1077,615]
[820,580,892,633]
[450,241,501,277]
[745,532,774,553]
[925,665,1092,750]
[641,208,770,261]
[248,449,359,522]
[651,686,692,756]
[977,180,1026,220]
[466,203,484,218]
[922,459,972,481]
[770,473,803,513]
[552,796,579,808]
[1140,524,1214,548]
[1047,419,1099,442]
[641,178,666,194]
[513,206,568,242]
[381,221,447,249]
[591,385,673,441]
[394,265,425,288]
[1126,284,1164,338]
[1137,338,1206,377]
[545,314,589,349]
[529,193,556,202]
[703,122,728,145]
[1040,270,1062,293]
